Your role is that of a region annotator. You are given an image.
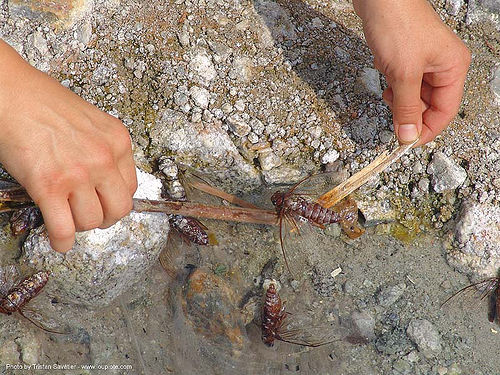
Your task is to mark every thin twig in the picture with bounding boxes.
[318,139,418,208]
[188,180,259,209]
[133,198,278,225]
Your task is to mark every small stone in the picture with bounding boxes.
[0,340,20,364]
[406,350,419,363]
[357,67,382,98]
[76,18,92,44]
[226,114,251,137]
[406,319,442,358]
[310,17,324,28]
[377,283,407,307]
[321,149,339,164]
[177,30,190,47]
[158,157,179,180]
[445,0,463,15]
[392,359,412,375]
[182,268,247,351]
[427,152,467,193]
[189,49,217,84]
[258,149,282,171]
[33,31,49,55]
[189,86,210,109]
[349,116,378,144]
[491,64,500,105]
[418,178,429,192]
[173,91,188,107]
[221,103,233,114]
[412,161,423,174]
[249,118,265,135]
[351,311,375,341]
[324,223,341,238]
[234,99,245,112]
[229,56,253,82]
[379,130,393,144]
[437,366,448,375]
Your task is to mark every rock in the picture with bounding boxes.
[379,130,393,144]
[350,310,376,341]
[76,18,93,44]
[189,86,210,109]
[406,319,442,358]
[258,149,282,171]
[181,268,247,351]
[356,188,397,226]
[491,64,500,105]
[8,0,94,27]
[22,168,170,307]
[254,0,297,45]
[150,109,260,191]
[321,149,339,164]
[32,31,49,55]
[226,114,251,137]
[348,116,379,144]
[445,0,464,15]
[356,67,382,98]
[392,358,412,375]
[229,56,253,82]
[0,340,20,364]
[377,283,407,307]
[447,201,500,278]
[189,49,217,84]
[262,166,305,185]
[427,152,467,193]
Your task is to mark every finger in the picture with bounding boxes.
[37,197,76,253]
[419,80,465,145]
[96,172,134,228]
[383,87,429,112]
[391,73,424,144]
[68,186,104,232]
[117,153,138,196]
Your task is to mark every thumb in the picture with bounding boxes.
[391,75,423,144]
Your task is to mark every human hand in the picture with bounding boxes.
[0,40,137,252]
[353,0,471,145]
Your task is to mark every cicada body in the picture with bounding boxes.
[0,271,50,315]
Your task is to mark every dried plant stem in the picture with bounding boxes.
[188,180,259,209]
[133,198,278,226]
[318,139,418,208]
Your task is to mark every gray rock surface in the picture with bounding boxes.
[356,67,382,98]
[22,168,170,307]
[377,283,407,307]
[406,319,442,358]
[427,152,467,193]
[491,64,500,105]
[447,201,500,278]
[351,310,376,341]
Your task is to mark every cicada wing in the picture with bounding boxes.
[276,323,345,347]
[19,308,70,334]
[0,265,20,296]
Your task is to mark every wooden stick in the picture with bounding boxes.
[188,180,259,209]
[318,139,418,208]
[133,198,278,225]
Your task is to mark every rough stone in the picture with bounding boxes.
[406,319,442,358]
[150,109,260,190]
[321,149,339,164]
[32,31,49,55]
[22,168,170,307]
[447,201,500,278]
[350,310,376,341]
[349,116,378,144]
[427,152,467,193]
[189,86,210,109]
[445,0,464,15]
[8,0,94,27]
[226,113,251,137]
[262,166,305,185]
[377,283,407,307]
[491,64,500,105]
[258,149,282,171]
[189,49,217,84]
[356,67,382,98]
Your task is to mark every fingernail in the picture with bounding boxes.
[398,124,418,143]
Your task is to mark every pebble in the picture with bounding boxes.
[392,358,412,374]
[445,0,463,15]
[226,113,251,137]
[379,130,393,144]
[350,310,376,341]
[76,18,92,44]
[189,49,217,83]
[349,116,379,144]
[189,86,210,109]
[450,201,500,277]
[406,319,442,358]
[491,64,500,105]
[377,283,407,307]
[356,67,382,98]
[32,31,49,55]
[258,149,282,171]
[427,152,467,192]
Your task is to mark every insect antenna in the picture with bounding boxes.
[441,277,499,308]
[279,215,292,275]
[18,310,67,335]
